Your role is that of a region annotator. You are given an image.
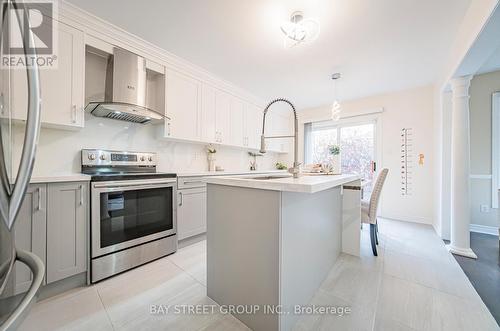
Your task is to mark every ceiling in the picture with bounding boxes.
[480,45,500,74]
[67,0,471,110]
[455,4,500,77]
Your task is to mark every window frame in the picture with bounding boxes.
[304,113,383,171]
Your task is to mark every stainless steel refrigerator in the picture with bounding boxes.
[0,0,43,329]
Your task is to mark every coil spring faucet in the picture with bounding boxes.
[260,98,301,178]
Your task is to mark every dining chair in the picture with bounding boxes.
[361,168,389,256]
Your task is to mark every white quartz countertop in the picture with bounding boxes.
[15,170,282,184]
[15,174,92,184]
[20,170,290,183]
[205,173,360,193]
[177,169,287,177]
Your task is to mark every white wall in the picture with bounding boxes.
[433,0,499,237]
[298,85,435,224]
[11,115,282,177]
[469,70,500,228]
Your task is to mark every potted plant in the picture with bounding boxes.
[207,145,217,171]
[328,145,341,174]
[275,162,287,170]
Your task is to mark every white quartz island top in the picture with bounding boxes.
[205,173,360,193]
[177,169,287,177]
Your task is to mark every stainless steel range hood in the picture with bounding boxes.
[85,47,167,125]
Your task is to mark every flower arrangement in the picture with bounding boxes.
[328,145,340,156]
[207,145,217,171]
[328,145,341,175]
[207,145,217,154]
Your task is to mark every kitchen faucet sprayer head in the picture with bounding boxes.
[260,135,267,154]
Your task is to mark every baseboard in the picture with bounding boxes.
[378,213,432,225]
[38,272,87,301]
[178,233,206,249]
[431,222,444,238]
[469,224,499,236]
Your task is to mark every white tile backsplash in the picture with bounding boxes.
[12,114,282,177]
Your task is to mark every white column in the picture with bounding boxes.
[446,75,477,259]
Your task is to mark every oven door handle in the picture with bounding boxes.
[93,181,176,189]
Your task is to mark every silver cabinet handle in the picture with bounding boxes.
[36,187,42,211]
[179,192,183,206]
[79,185,83,205]
[5,0,42,230]
[183,180,204,185]
[71,104,77,123]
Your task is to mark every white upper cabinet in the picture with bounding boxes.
[244,103,263,149]
[12,20,85,129]
[165,68,201,141]
[198,86,290,152]
[230,97,245,147]
[265,112,291,153]
[201,84,241,146]
[215,89,231,144]
[201,84,217,143]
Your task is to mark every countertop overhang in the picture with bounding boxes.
[10,174,92,184]
[205,173,360,193]
[177,169,287,177]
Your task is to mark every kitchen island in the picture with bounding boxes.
[205,173,361,331]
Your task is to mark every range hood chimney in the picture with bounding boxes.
[85,47,167,124]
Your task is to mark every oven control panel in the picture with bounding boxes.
[81,149,156,167]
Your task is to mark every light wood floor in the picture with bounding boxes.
[18,219,499,331]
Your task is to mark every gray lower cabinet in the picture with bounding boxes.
[177,187,207,240]
[12,181,88,293]
[46,182,87,283]
[12,184,47,295]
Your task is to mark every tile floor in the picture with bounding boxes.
[18,219,499,331]
[452,232,500,324]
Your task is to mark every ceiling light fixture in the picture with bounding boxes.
[280,11,320,48]
[331,73,342,121]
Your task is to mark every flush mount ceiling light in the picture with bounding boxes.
[280,11,320,48]
[331,73,342,121]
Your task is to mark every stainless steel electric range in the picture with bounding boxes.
[81,149,177,283]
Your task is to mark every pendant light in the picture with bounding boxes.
[331,73,342,121]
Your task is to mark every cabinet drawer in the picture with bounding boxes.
[177,176,207,189]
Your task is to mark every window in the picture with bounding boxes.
[304,118,378,198]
